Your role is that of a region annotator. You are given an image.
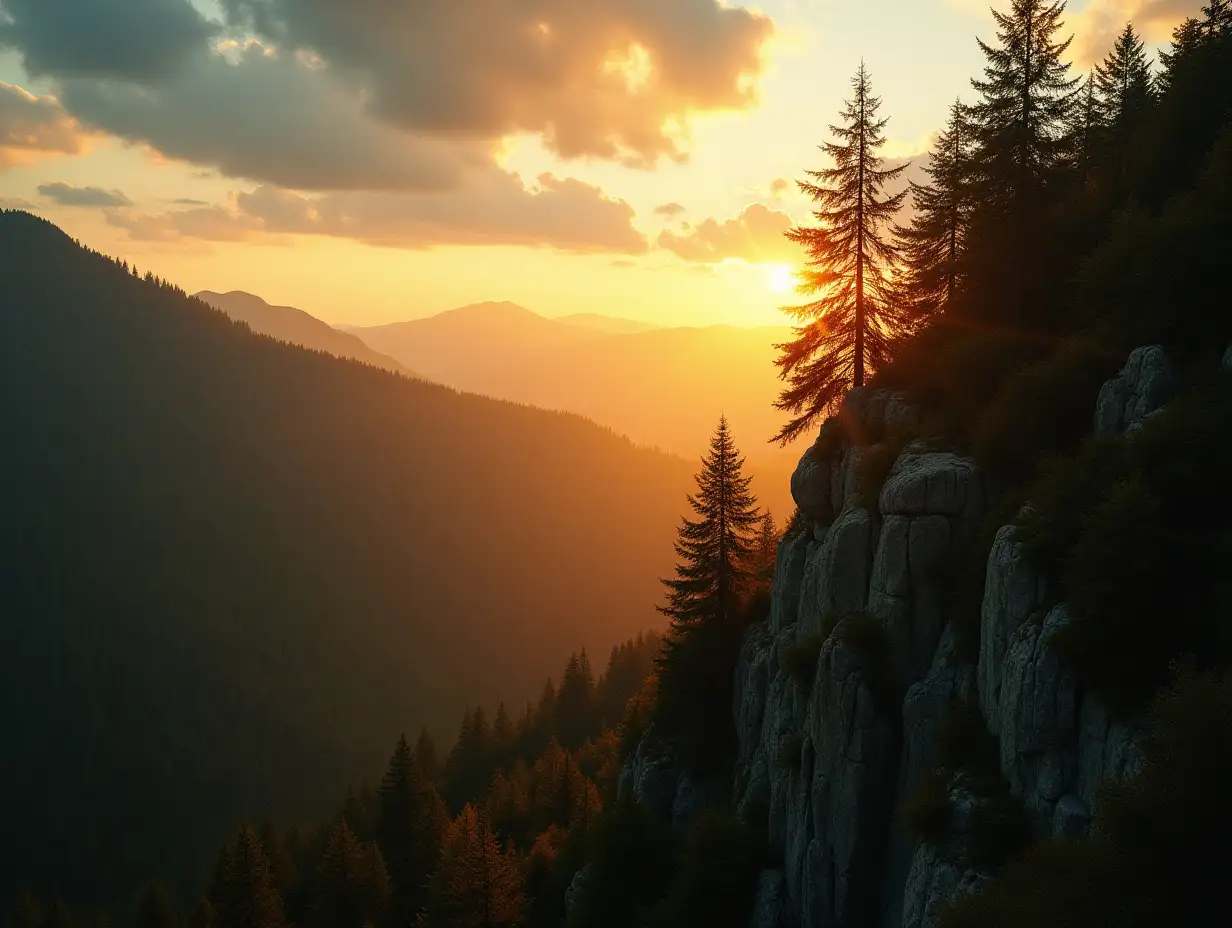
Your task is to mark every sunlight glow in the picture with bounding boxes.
[767,264,797,294]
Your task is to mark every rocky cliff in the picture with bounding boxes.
[620,345,1182,928]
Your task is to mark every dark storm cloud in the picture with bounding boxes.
[0,0,215,80]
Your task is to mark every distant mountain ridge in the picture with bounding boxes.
[1,210,696,908]
[195,289,415,377]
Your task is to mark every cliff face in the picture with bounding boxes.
[715,345,1177,928]
[726,345,1177,928]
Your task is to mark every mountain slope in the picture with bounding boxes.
[195,289,415,376]
[0,211,694,908]
[352,309,798,516]
[351,302,606,387]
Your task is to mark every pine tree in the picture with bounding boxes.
[309,820,391,928]
[895,98,973,318]
[257,822,299,900]
[1204,0,1232,35]
[658,417,761,627]
[554,651,597,749]
[773,63,909,442]
[752,511,779,584]
[41,902,76,928]
[209,825,287,928]
[967,0,1079,325]
[419,806,524,928]
[1068,72,1105,181]
[1158,18,1205,91]
[132,885,178,928]
[377,735,449,927]
[1094,23,1154,134]
[653,418,762,766]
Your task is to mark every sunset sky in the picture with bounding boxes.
[0,0,1198,327]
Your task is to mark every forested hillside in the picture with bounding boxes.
[0,215,696,909]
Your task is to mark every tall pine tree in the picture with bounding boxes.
[377,736,448,928]
[967,0,1079,325]
[653,418,761,767]
[309,821,391,928]
[1094,21,1155,176]
[773,63,909,442]
[209,825,287,928]
[895,98,973,318]
[132,885,177,928]
[419,806,523,928]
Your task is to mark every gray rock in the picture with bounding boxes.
[794,633,900,928]
[564,865,590,916]
[771,532,811,634]
[672,770,724,828]
[800,506,875,636]
[978,524,1049,728]
[749,869,787,928]
[1093,345,1177,436]
[996,605,1079,831]
[792,449,835,524]
[1052,794,1090,837]
[901,843,965,928]
[884,392,921,432]
[618,737,680,823]
[880,453,983,518]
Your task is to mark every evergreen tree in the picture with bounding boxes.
[1094,22,1154,145]
[208,825,287,928]
[1204,0,1232,35]
[258,823,298,900]
[377,736,449,928]
[967,0,1079,325]
[419,806,523,928]
[752,512,779,584]
[132,885,178,928]
[773,64,910,442]
[657,417,761,627]
[309,821,391,928]
[1158,17,1205,91]
[895,98,974,318]
[554,651,597,749]
[653,418,761,767]
[413,730,443,786]
[1068,72,1105,181]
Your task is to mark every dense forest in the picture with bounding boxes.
[0,214,704,908]
[6,1,1232,926]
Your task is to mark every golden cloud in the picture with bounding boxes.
[657,203,801,264]
[0,81,89,169]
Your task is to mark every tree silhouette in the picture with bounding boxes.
[773,63,909,442]
[896,98,974,317]
[419,806,523,928]
[309,821,391,928]
[208,825,287,928]
[653,418,762,767]
[967,0,1078,326]
[377,736,448,927]
[1094,21,1154,185]
[657,417,761,627]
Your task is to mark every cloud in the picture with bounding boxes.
[0,81,88,168]
[38,181,132,207]
[653,202,686,217]
[768,178,790,198]
[657,203,800,264]
[219,0,773,165]
[105,171,649,253]
[0,0,215,80]
[60,42,484,192]
[1069,1,1201,65]
[0,196,35,210]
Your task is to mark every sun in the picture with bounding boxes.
[767,265,797,294]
